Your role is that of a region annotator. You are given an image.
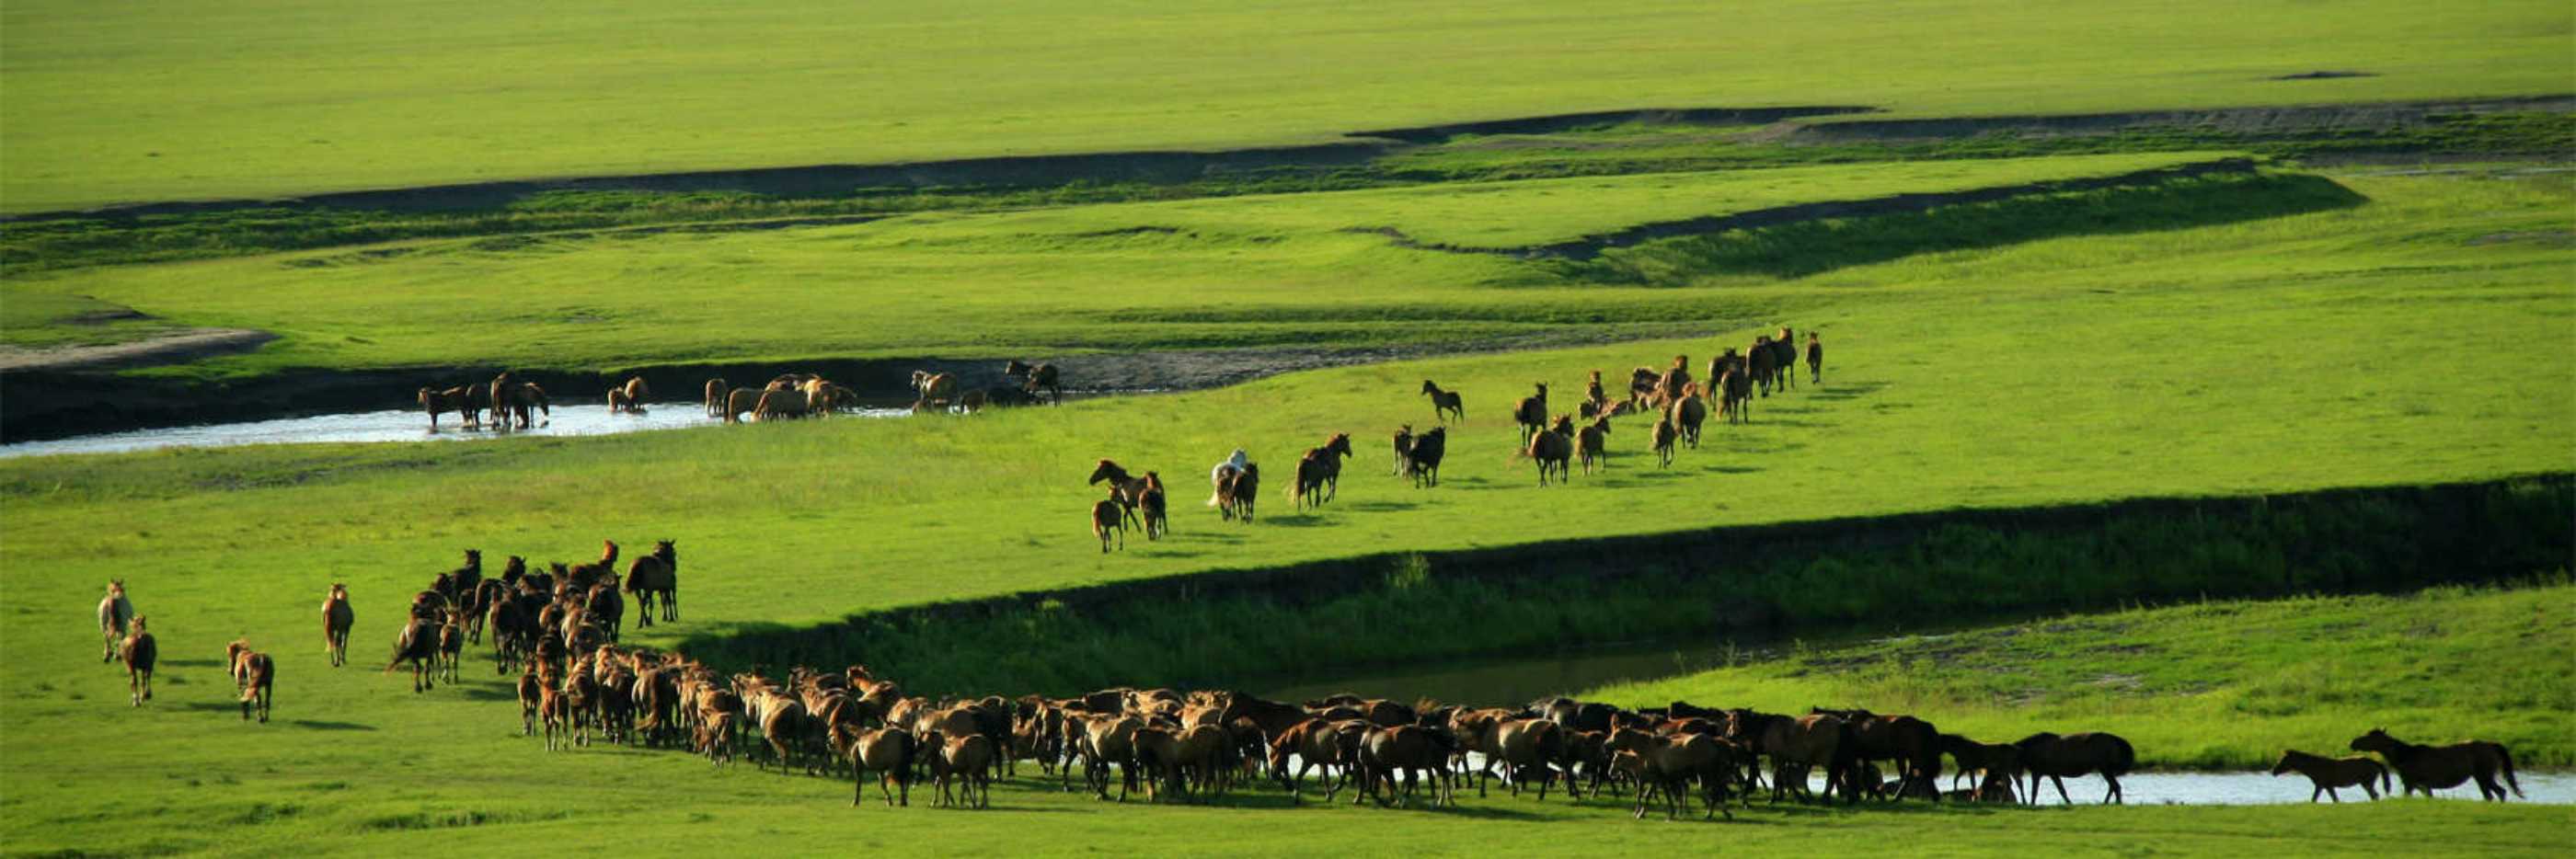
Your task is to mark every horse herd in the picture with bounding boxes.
[1082,327,1822,550]
[418,361,1069,430]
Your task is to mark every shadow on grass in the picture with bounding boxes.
[1257,514,1332,527]
[1801,382,1887,401]
[288,719,376,731]
[1343,500,1420,512]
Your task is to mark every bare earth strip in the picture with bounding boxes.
[0,326,274,372]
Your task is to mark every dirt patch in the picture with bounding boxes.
[0,327,276,373]
[1354,157,2259,260]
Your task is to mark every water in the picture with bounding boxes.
[1266,641,2576,806]
[0,401,908,458]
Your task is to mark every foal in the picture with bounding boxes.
[2271,750,2388,802]
[121,616,157,706]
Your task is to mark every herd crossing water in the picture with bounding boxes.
[0,400,909,458]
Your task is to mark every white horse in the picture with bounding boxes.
[1207,449,1249,507]
[98,579,133,662]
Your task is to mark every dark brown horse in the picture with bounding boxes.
[1512,383,1549,446]
[1574,416,1610,475]
[1651,415,1677,467]
[321,583,353,667]
[1419,381,1465,424]
[2271,750,2390,802]
[1769,327,1799,392]
[2016,731,2134,805]
[1139,473,1169,540]
[1812,707,1941,800]
[1407,428,1444,487]
[236,648,274,722]
[1939,733,2021,792]
[1217,463,1260,521]
[1524,424,1572,486]
[622,540,679,626]
[385,617,442,693]
[1088,459,1152,527]
[1005,360,1063,405]
[1090,499,1126,553]
[1289,433,1352,509]
[1805,332,1823,383]
[2350,728,2522,801]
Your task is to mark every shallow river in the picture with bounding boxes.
[1266,640,2575,806]
[0,400,906,458]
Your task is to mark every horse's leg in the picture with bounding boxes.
[2105,773,2122,805]
[2052,775,2073,806]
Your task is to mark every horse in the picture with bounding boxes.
[1139,473,1169,540]
[1651,415,1678,468]
[2271,750,2390,802]
[1583,370,1609,416]
[1747,336,1778,397]
[1524,424,1572,486]
[1575,416,1610,475]
[848,727,918,807]
[1769,327,1799,392]
[1358,725,1459,807]
[1206,449,1251,507]
[1407,428,1445,487]
[1288,433,1353,509]
[2016,731,2135,805]
[235,647,275,723]
[1218,463,1260,521]
[623,540,679,626]
[1512,384,1549,446]
[1652,355,1692,408]
[322,583,353,667]
[385,617,442,693]
[1088,460,1153,527]
[1667,385,1707,448]
[1090,499,1126,553]
[606,386,635,414]
[1758,712,1861,805]
[753,387,815,420]
[121,616,157,706]
[1805,332,1823,383]
[620,376,650,408]
[1392,426,1415,476]
[2350,728,2522,801]
[1939,733,2021,792]
[1005,360,1063,405]
[702,377,728,418]
[1811,707,1941,800]
[416,385,484,430]
[490,379,550,429]
[1718,369,1752,425]
[98,579,133,663]
[909,371,958,414]
[1420,381,1465,424]
[436,610,466,682]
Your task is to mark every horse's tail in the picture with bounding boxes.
[2495,744,2524,797]
[2110,736,2136,776]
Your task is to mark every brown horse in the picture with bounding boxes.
[1650,414,1678,468]
[1812,707,1941,800]
[2350,728,2522,800]
[1289,433,1353,509]
[622,540,679,626]
[1939,733,2021,792]
[1653,355,1692,407]
[1806,332,1823,383]
[98,579,133,663]
[848,727,918,807]
[1139,473,1169,540]
[703,377,728,418]
[933,732,997,808]
[1667,385,1707,448]
[321,583,353,667]
[2271,750,2390,802]
[1769,327,1799,391]
[235,647,274,723]
[385,617,442,693]
[1005,360,1063,405]
[1511,383,1549,446]
[416,385,485,430]
[1747,336,1779,396]
[1575,415,1610,475]
[909,371,957,413]
[1718,369,1753,425]
[1407,427,1444,487]
[606,386,636,414]
[1217,463,1260,522]
[121,616,157,706]
[2016,731,2135,805]
[1358,725,1458,807]
[1090,499,1126,553]
[1419,381,1465,424]
[1524,424,1572,486]
[1088,460,1153,527]
[1584,370,1609,415]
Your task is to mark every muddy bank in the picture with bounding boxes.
[0,327,276,372]
[0,329,1686,443]
[1359,156,2259,260]
[1781,96,2573,143]
[684,476,2572,697]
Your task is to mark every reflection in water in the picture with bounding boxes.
[0,401,906,458]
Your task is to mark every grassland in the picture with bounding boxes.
[0,156,2390,375]
[4,0,2569,210]
[1588,584,2576,768]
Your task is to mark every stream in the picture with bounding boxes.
[0,400,907,458]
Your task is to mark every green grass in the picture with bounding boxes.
[4,0,2567,210]
[0,291,180,349]
[0,155,2334,372]
[1586,583,2576,769]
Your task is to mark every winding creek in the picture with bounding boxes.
[1266,640,2576,806]
[0,400,907,458]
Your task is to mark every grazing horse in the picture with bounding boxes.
[703,377,728,418]
[1511,384,1549,446]
[619,376,650,408]
[98,579,133,663]
[1419,381,1465,424]
[1139,473,1169,540]
[1090,499,1126,553]
[2271,750,2390,802]
[121,616,157,706]
[321,583,353,667]
[622,540,680,626]
[1575,415,1610,475]
[1088,460,1153,527]
[1407,428,1445,487]
[1005,360,1063,405]
[416,385,485,430]
[1650,415,1678,468]
[386,617,443,693]
[489,378,549,429]
[2016,731,2135,805]
[753,387,815,420]
[1806,332,1823,383]
[1524,423,1572,486]
[235,648,275,723]
[1207,449,1250,507]
[2350,728,2522,801]
[1288,433,1353,509]
[909,371,958,413]
[1358,725,1458,807]
[606,386,636,413]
